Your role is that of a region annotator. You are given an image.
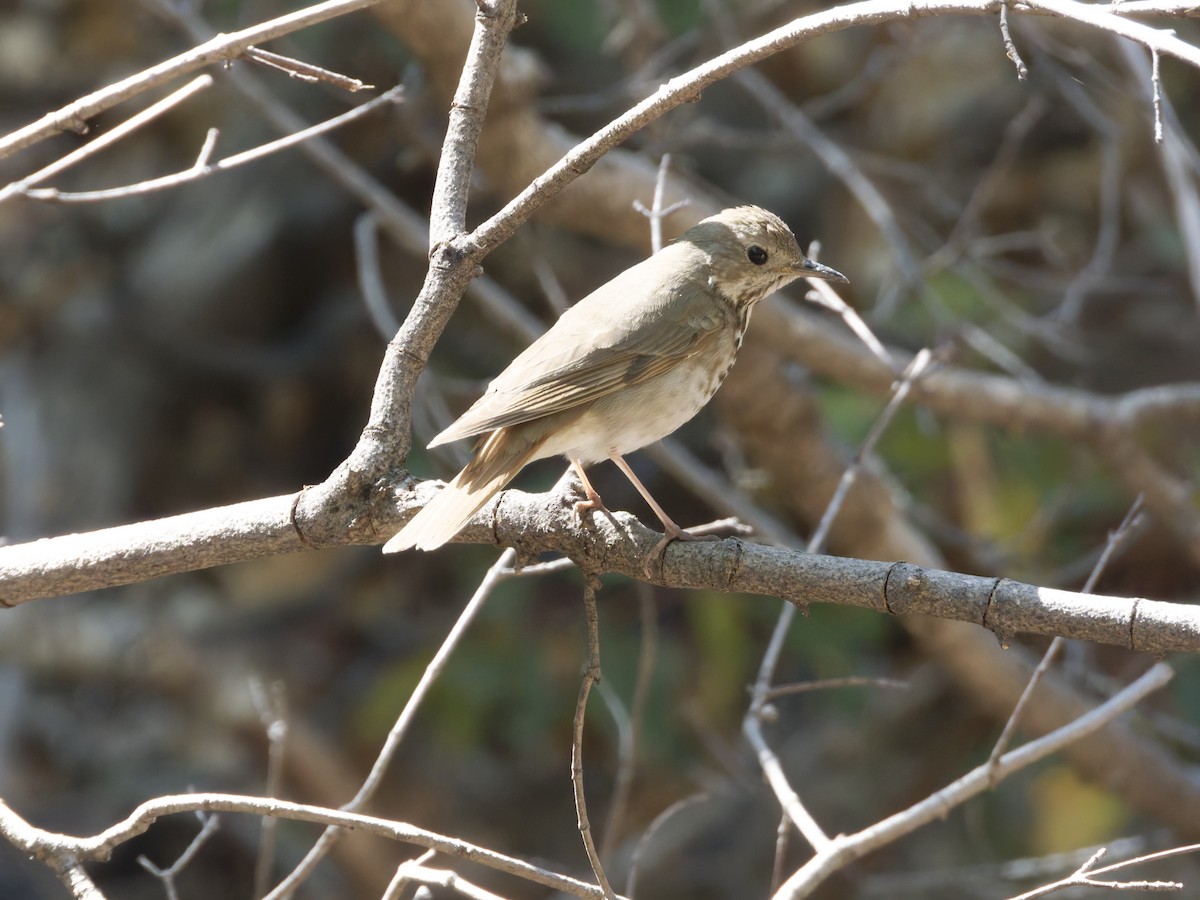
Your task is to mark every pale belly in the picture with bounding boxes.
[537,346,735,465]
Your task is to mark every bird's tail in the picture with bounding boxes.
[382,427,546,553]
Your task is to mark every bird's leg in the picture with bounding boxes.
[608,454,716,575]
[570,459,610,526]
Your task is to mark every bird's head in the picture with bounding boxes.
[682,205,847,308]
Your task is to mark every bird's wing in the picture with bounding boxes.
[430,258,728,446]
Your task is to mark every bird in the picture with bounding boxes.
[383,205,847,556]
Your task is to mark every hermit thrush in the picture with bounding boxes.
[383,206,846,555]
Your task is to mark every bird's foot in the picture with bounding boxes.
[644,523,719,578]
[573,493,611,526]
[569,460,613,530]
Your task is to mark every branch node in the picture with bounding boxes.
[290,489,318,550]
[981,576,1004,630]
[880,560,908,615]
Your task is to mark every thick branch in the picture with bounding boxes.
[0,494,301,604]
[5,484,1196,655]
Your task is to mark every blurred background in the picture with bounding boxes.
[2,0,1200,897]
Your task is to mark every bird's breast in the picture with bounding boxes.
[539,332,742,465]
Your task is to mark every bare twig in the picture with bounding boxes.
[572,577,619,900]
[264,549,517,898]
[771,663,1175,898]
[769,813,791,895]
[0,0,398,160]
[733,66,924,293]
[986,495,1145,776]
[18,85,405,203]
[857,833,1163,895]
[383,864,510,900]
[0,75,214,204]
[802,278,895,371]
[1085,843,1200,883]
[242,46,373,91]
[428,0,515,244]
[626,793,711,898]
[763,676,909,701]
[1000,1,1030,79]
[382,849,437,900]
[1021,0,1200,66]
[599,583,658,862]
[250,679,289,899]
[1152,48,1165,142]
[743,348,936,851]
[0,792,621,900]
[58,863,104,900]
[632,154,689,253]
[1118,42,1200,311]
[137,812,220,900]
[1006,843,1190,898]
[353,212,403,340]
[811,348,937,553]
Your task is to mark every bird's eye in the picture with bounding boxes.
[746,245,768,266]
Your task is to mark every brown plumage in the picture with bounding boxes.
[384,206,847,553]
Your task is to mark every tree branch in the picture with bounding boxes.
[5,485,1196,654]
[0,0,397,161]
[0,793,622,900]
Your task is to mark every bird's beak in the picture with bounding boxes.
[797,258,849,284]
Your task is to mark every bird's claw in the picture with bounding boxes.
[572,490,613,530]
[642,525,719,578]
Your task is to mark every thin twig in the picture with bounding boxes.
[381,859,504,900]
[812,348,937,553]
[353,212,403,340]
[1005,841,1192,898]
[381,849,437,900]
[631,154,688,253]
[0,792,621,900]
[1088,843,1200,881]
[0,0,397,160]
[1000,2,1030,79]
[19,85,405,203]
[985,495,1145,777]
[763,676,909,701]
[744,347,935,853]
[803,278,895,371]
[250,679,289,899]
[137,812,220,900]
[1151,48,1165,142]
[1120,42,1200,312]
[599,583,658,862]
[263,549,517,899]
[626,793,711,898]
[732,66,924,293]
[0,75,213,204]
[772,663,1175,898]
[769,814,791,895]
[572,577,619,900]
[242,45,373,91]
